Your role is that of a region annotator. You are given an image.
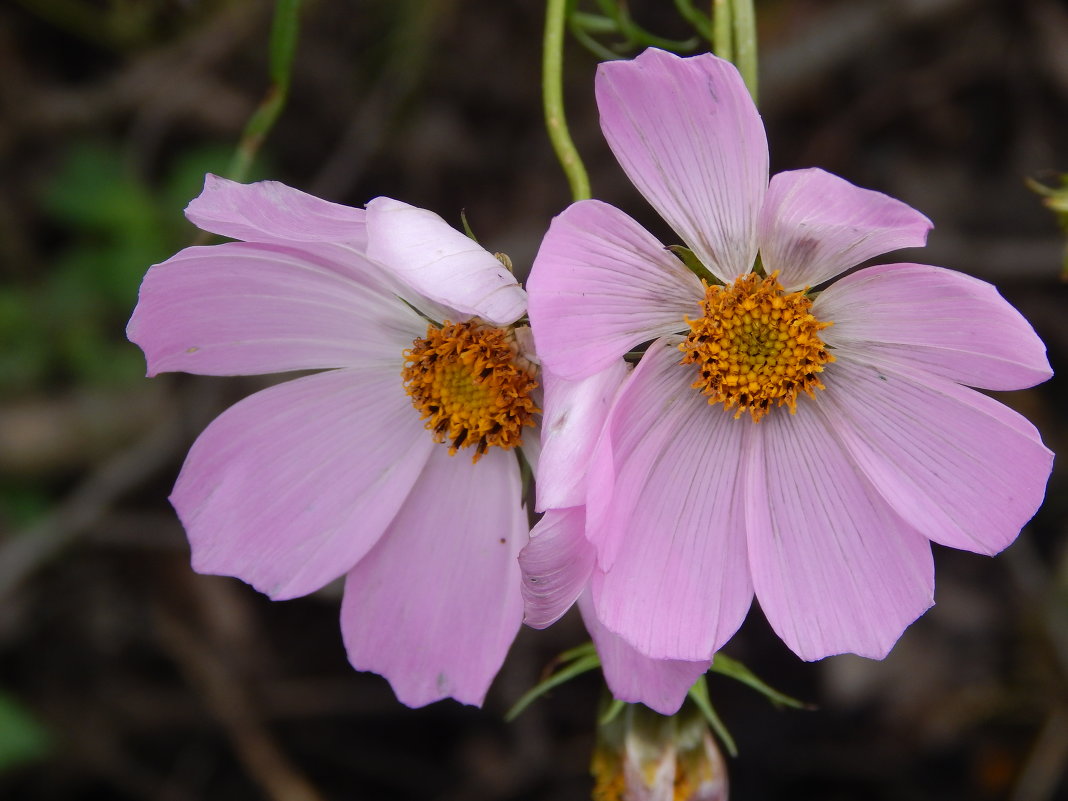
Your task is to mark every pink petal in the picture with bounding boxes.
[744,400,935,661]
[596,48,768,282]
[519,507,594,628]
[814,263,1052,390]
[586,341,753,661]
[365,197,526,326]
[127,242,422,377]
[340,446,526,707]
[186,174,367,248]
[578,591,709,715]
[174,367,434,600]
[536,361,631,511]
[527,200,703,380]
[815,354,1053,556]
[759,168,932,291]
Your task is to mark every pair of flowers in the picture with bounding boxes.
[128,49,1053,713]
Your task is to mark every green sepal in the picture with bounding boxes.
[460,209,479,243]
[598,696,627,726]
[555,641,599,663]
[752,251,767,278]
[687,675,737,757]
[394,295,440,328]
[667,245,718,284]
[710,653,811,710]
[505,643,601,721]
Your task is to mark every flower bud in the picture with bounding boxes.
[591,703,728,801]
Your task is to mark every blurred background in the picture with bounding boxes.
[1,0,1066,799]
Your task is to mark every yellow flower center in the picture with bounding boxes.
[590,748,625,801]
[679,271,834,422]
[402,320,538,461]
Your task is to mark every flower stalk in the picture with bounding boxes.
[732,0,758,102]
[711,0,757,101]
[544,0,592,201]
[711,0,732,63]
[227,0,302,182]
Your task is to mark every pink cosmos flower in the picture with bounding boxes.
[128,175,538,707]
[525,48,1054,666]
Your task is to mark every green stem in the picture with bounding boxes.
[227,0,302,182]
[732,0,758,102]
[543,0,591,201]
[569,16,623,62]
[712,0,732,62]
[571,10,617,34]
[673,0,712,42]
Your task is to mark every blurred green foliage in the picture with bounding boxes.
[1,141,236,396]
[0,692,50,773]
[1029,174,1068,279]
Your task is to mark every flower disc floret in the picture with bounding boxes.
[679,271,834,422]
[403,320,538,461]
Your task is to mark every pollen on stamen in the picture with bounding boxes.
[402,320,539,462]
[679,271,834,422]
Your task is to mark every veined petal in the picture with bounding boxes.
[175,367,435,601]
[816,355,1053,555]
[587,341,753,661]
[527,200,703,380]
[186,174,367,248]
[536,361,631,511]
[340,446,526,708]
[128,242,423,377]
[759,169,932,291]
[519,507,594,628]
[596,48,768,282]
[744,401,935,661]
[365,197,526,326]
[815,263,1052,390]
[578,591,710,716]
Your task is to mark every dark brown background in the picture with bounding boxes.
[0,1,1066,799]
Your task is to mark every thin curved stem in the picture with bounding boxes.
[228,0,302,182]
[673,0,712,41]
[543,0,592,201]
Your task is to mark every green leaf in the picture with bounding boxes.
[710,653,811,710]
